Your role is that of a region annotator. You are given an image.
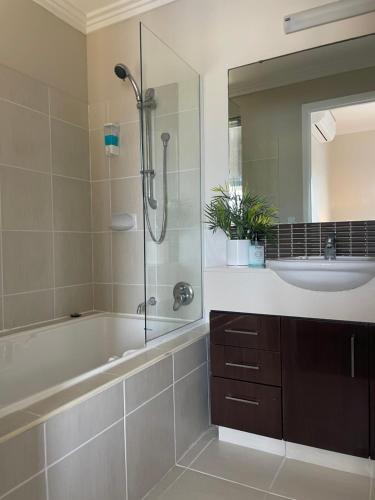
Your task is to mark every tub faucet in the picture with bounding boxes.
[324,233,336,260]
[136,296,157,314]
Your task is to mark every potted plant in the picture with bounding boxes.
[204,184,277,266]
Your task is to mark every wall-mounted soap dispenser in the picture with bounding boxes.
[104,123,120,156]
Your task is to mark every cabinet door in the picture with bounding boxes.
[282,317,369,458]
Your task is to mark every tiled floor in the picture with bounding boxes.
[145,428,373,500]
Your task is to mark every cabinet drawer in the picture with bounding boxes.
[211,345,281,386]
[210,311,280,351]
[211,376,282,439]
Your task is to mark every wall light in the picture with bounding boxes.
[284,0,375,34]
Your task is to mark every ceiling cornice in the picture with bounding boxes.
[33,0,177,34]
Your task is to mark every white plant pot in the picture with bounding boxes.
[226,239,249,266]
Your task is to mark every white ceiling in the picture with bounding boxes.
[332,102,375,135]
[33,0,177,33]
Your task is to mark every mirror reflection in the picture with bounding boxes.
[228,34,375,224]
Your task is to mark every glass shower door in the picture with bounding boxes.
[140,24,202,341]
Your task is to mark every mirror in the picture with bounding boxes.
[228,34,375,224]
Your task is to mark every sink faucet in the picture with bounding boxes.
[136,297,157,314]
[324,233,336,260]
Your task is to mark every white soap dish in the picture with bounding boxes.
[111,213,136,231]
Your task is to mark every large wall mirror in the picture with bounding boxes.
[228,34,375,224]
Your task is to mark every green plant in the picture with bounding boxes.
[204,184,277,240]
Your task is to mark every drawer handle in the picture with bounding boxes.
[225,362,260,371]
[224,329,259,336]
[225,395,260,406]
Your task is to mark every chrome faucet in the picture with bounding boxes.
[324,233,336,260]
[136,297,157,314]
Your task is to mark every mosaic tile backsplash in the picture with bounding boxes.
[265,221,375,259]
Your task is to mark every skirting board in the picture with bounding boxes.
[219,427,373,478]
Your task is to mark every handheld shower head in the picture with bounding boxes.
[114,63,142,104]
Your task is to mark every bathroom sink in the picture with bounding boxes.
[267,256,375,292]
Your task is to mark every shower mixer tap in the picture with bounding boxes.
[173,282,194,312]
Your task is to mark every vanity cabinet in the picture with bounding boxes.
[210,311,372,459]
[210,311,282,439]
[282,317,369,458]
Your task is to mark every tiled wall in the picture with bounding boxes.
[0,64,93,331]
[0,336,210,500]
[265,220,375,259]
[90,83,202,322]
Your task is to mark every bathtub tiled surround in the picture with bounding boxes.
[265,220,375,259]
[0,327,209,500]
[0,63,92,331]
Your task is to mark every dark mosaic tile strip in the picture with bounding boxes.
[265,220,375,258]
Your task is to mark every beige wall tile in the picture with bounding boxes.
[3,231,53,294]
[110,121,140,178]
[107,93,139,124]
[1,472,47,500]
[111,177,142,226]
[54,232,92,287]
[0,0,87,101]
[126,387,175,500]
[0,63,48,113]
[113,284,155,315]
[112,231,145,285]
[88,101,107,130]
[53,176,91,231]
[54,284,93,318]
[0,166,52,230]
[46,383,123,464]
[93,233,112,283]
[0,425,45,497]
[4,290,54,329]
[90,129,109,180]
[93,284,113,312]
[92,181,111,231]
[0,100,50,172]
[49,87,88,129]
[48,422,126,500]
[51,119,90,180]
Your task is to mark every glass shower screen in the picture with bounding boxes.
[140,24,202,341]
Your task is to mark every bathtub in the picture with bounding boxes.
[0,313,185,418]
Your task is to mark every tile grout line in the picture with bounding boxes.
[88,101,95,315]
[186,466,297,500]
[43,423,50,500]
[172,354,177,464]
[174,360,207,385]
[123,381,129,500]
[125,382,174,418]
[46,416,124,470]
[268,455,287,492]
[0,470,46,500]
[47,88,56,321]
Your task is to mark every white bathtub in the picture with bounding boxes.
[0,313,184,418]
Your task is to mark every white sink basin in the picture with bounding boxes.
[267,256,375,292]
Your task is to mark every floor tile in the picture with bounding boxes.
[154,470,267,500]
[178,427,218,467]
[271,458,370,500]
[144,466,186,500]
[190,439,283,491]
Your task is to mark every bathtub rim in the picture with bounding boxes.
[0,318,209,444]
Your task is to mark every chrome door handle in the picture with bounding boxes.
[224,329,259,336]
[225,362,260,371]
[225,395,259,406]
[350,334,355,378]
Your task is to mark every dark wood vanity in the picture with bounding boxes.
[210,310,375,459]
